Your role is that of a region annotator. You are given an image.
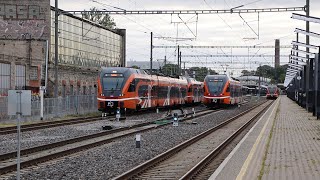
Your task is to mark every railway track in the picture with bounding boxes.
[0,105,207,135]
[114,100,273,180]
[0,116,104,135]
[0,108,220,176]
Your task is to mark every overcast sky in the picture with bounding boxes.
[50,0,320,76]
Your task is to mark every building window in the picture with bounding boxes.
[70,85,74,95]
[77,85,80,95]
[89,86,92,95]
[0,63,10,96]
[83,86,86,95]
[62,85,66,97]
[93,85,97,95]
[15,65,26,90]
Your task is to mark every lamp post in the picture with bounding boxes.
[150,32,153,75]
[54,0,59,98]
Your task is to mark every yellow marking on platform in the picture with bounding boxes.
[236,98,280,180]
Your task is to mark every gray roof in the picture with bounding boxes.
[238,76,271,82]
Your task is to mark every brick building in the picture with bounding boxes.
[0,0,126,97]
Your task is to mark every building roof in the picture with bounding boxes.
[50,6,124,35]
[237,75,271,82]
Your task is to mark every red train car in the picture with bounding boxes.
[203,74,242,107]
[97,67,188,114]
[266,85,279,99]
[186,78,203,104]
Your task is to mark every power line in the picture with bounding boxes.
[153,45,291,48]
[62,7,305,15]
[181,54,288,57]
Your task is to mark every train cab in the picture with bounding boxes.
[266,85,279,99]
[203,74,242,107]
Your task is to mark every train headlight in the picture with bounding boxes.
[101,94,104,96]
[119,93,124,96]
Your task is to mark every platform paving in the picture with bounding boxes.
[260,96,320,180]
[209,96,320,180]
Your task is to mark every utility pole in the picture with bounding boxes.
[306,0,310,56]
[258,64,261,97]
[150,32,153,75]
[177,45,180,76]
[179,51,182,75]
[164,55,167,66]
[54,0,59,97]
[305,0,310,111]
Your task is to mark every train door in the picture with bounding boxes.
[151,79,159,108]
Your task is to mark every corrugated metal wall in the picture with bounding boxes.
[15,65,26,90]
[0,63,10,95]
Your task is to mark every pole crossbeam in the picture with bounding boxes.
[153,45,292,48]
[181,54,289,57]
[62,7,305,15]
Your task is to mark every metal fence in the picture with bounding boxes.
[0,95,98,123]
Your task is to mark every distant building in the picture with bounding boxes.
[238,76,271,86]
[0,0,126,97]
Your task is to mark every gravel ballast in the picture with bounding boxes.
[4,98,265,179]
[0,106,205,155]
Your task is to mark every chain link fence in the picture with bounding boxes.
[0,95,98,123]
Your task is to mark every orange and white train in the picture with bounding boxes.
[266,85,279,99]
[97,67,202,114]
[203,74,243,107]
[186,77,203,104]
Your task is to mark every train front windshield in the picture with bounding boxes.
[102,75,124,91]
[268,87,278,94]
[207,79,225,94]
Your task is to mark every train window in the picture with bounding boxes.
[158,86,162,98]
[207,79,224,94]
[170,87,178,98]
[188,87,192,92]
[138,85,148,97]
[128,80,136,92]
[151,86,158,98]
[226,84,230,92]
[181,88,187,98]
[230,84,234,97]
[103,76,124,91]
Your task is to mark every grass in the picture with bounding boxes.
[258,105,280,180]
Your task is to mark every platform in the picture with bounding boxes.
[209,96,320,180]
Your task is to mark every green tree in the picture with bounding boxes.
[187,67,217,81]
[131,65,140,69]
[82,7,116,29]
[256,65,288,83]
[161,64,179,76]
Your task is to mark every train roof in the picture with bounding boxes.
[100,67,188,84]
[187,77,202,84]
[100,67,149,75]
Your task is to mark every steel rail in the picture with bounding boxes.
[0,116,104,135]
[181,101,274,179]
[0,108,220,176]
[113,100,268,179]
[0,106,207,135]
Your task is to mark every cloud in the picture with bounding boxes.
[51,0,320,76]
